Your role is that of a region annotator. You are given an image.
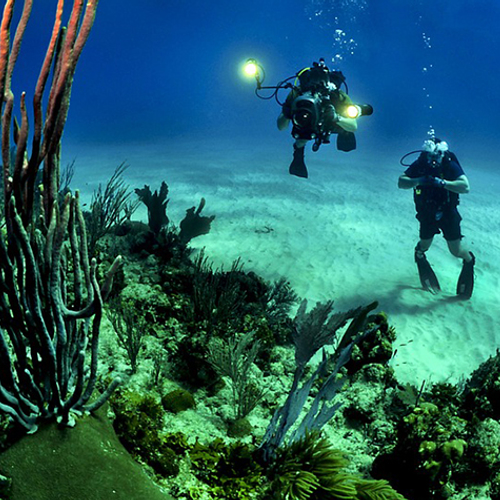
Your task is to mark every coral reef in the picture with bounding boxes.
[461,349,500,421]
[135,182,170,235]
[3,187,498,499]
[262,431,408,500]
[0,407,173,500]
[162,389,196,414]
[179,197,216,243]
[111,391,183,477]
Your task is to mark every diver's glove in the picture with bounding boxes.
[323,104,338,124]
[417,176,446,188]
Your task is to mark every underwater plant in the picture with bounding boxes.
[179,197,216,244]
[135,181,170,235]
[207,331,266,426]
[264,431,408,500]
[167,253,295,390]
[189,253,248,333]
[259,299,378,461]
[263,277,299,332]
[111,391,183,477]
[86,162,138,255]
[265,431,354,499]
[106,298,148,374]
[0,0,121,432]
[461,349,500,421]
[189,438,263,499]
[133,182,215,264]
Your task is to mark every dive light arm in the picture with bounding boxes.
[337,115,358,132]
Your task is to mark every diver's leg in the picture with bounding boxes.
[443,209,475,298]
[446,239,473,262]
[289,139,308,178]
[442,209,472,261]
[416,238,433,254]
[414,238,440,293]
[448,239,475,299]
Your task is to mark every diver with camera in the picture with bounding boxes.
[244,57,372,178]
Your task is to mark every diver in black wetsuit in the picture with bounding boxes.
[398,137,475,299]
[244,57,372,177]
[276,59,369,178]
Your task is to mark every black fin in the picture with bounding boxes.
[289,146,308,178]
[456,253,475,299]
[337,131,356,152]
[415,251,441,294]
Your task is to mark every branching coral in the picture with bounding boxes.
[179,197,216,243]
[0,0,121,432]
[135,181,170,235]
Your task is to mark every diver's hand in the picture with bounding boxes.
[323,104,338,124]
[418,176,446,188]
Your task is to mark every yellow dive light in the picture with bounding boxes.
[243,58,264,89]
[244,58,259,77]
[346,104,361,118]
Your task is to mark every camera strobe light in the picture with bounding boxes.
[243,58,264,89]
[346,105,360,118]
[244,59,259,77]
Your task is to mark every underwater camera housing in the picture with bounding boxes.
[290,90,373,149]
[291,91,322,135]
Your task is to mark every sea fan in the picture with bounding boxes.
[278,470,320,500]
[354,478,409,500]
[319,472,357,499]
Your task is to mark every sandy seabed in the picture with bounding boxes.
[65,136,500,388]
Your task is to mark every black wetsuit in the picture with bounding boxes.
[405,152,466,241]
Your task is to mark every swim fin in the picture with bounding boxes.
[415,247,441,293]
[456,252,475,299]
[337,131,356,152]
[289,145,308,178]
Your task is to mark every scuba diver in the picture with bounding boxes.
[245,57,372,178]
[277,59,368,178]
[398,137,475,299]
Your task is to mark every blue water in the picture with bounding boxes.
[9,0,500,160]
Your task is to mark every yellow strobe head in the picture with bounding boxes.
[346,105,360,118]
[244,58,259,77]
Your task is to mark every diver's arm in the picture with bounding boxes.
[334,90,358,132]
[398,175,420,189]
[398,173,470,193]
[337,115,358,132]
[277,90,296,131]
[277,113,290,130]
[443,175,470,194]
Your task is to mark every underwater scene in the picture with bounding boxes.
[0,0,500,499]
